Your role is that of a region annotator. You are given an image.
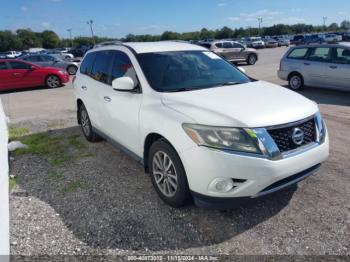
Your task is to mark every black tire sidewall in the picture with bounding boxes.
[289,74,304,90]
[247,54,257,65]
[67,65,77,75]
[79,104,95,141]
[46,75,61,88]
[148,139,191,207]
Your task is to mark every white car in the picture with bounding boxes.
[74,42,329,209]
[322,34,342,43]
[245,37,265,48]
[4,51,21,58]
[0,99,9,255]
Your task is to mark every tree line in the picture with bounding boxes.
[1,21,350,52]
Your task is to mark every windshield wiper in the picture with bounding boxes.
[217,81,240,86]
[166,87,195,92]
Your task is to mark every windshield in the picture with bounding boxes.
[137,51,250,92]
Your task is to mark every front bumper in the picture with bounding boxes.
[179,132,329,206]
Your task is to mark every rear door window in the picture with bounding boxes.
[287,48,308,59]
[215,43,223,48]
[307,47,331,62]
[223,42,233,48]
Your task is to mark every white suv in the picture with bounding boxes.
[74,42,329,209]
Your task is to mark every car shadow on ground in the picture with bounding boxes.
[12,126,297,251]
[282,85,350,107]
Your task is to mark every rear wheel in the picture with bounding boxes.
[288,73,304,90]
[247,54,257,65]
[45,75,61,88]
[78,104,102,142]
[148,139,191,208]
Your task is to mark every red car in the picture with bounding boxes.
[0,59,70,91]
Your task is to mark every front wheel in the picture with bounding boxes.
[247,54,257,65]
[148,139,191,208]
[45,75,61,88]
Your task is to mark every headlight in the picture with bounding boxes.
[58,70,65,75]
[315,112,326,143]
[182,124,262,154]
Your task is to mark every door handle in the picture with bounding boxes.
[329,65,337,69]
[13,73,21,76]
[104,96,112,102]
[304,62,311,66]
[81,86,87,90]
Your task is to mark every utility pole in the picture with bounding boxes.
[258,17,263,36]
[67,29,73,47]
[323,16,327,30]
[87,20,95,44]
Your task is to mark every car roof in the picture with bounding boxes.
[91,41,207,54]
[292,42,350,48]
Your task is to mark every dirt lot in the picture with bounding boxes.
[2,47,350,257]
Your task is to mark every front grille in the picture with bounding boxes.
[267,118,316,153]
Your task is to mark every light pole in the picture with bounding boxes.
[323,16,327,30]
[87,20,95,44]
[257,17,263,35]
[67,29,73,47]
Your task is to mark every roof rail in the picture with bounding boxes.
[93,41,123,48]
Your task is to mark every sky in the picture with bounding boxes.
[2,0,350,38]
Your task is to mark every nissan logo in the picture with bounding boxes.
[292,128,304,145]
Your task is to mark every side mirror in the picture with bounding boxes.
[237,67,246,73]
[112,77,135,91]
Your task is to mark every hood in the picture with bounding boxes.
[162,81,318,128]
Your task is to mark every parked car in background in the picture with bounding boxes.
[245,37,265,48]
[274,37,290,47]
[278,43,350,91]
[198,40,258,65]
[0,59,69,90]
[0,98,9,256]
[74,42,328,209]
[291,35,305,45]
[265,39,279,48]
[302,35,325,45]
[21,54,79,75]
[2,51,21,58]
[45,50,74,60]
[322,33,342,43]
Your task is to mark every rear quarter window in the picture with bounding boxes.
[287,48,308,59]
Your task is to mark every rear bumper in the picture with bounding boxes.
[278,70,289,81]
[192,164,320,209]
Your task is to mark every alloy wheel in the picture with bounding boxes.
[152,151,178,198]
[290,75,302,90]
[80,108,91,137]
[46,75,60,88]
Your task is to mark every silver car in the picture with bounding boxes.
[20,54,79,75]
[278,43,350,91]
[199,40,258,65]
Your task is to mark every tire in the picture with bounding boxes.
[288,73,304,90]
[45,75,61,88]
[247,54,257,65]
[67,65,78,75]
[148,139,191,208]
[78,104,102,142]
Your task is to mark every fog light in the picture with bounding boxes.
[209,178,234,193]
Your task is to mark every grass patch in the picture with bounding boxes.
[48,171,63,180]
[68,134,86,150]
[9,177,18,190]
[60,180,83,195]
[14,133,70,166]
[8,127,29,140]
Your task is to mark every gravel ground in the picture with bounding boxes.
[3,47,350,259]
